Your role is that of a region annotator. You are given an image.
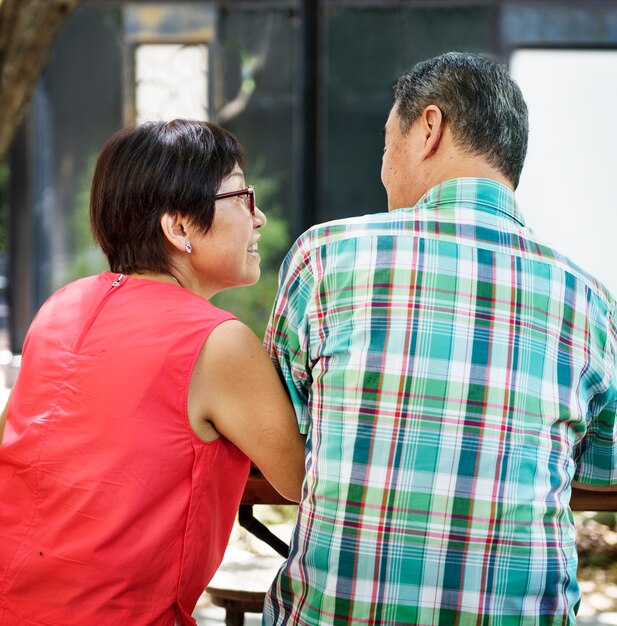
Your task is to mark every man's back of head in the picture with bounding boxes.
[382,52,529,210]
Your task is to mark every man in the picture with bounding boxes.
[263,52,617,626]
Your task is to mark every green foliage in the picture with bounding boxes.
[591,511,617,530]
[67,153,107,283]
[576,511,617,570]
[254,504,298,526]
[211,161,292,338]
[211,213,288,338]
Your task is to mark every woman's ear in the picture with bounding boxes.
[160,213,190,253]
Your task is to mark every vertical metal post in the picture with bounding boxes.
[7,124,34,355]
[298,0,319,236]
[7,79,53,355]
[491,0,508,62]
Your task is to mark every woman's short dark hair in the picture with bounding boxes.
[394,52,528,188]
[90,119,244,274]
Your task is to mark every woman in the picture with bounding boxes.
[0,120,305,625]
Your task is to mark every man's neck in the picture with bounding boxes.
[426,152,514,194]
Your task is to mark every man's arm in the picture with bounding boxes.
[263,233,315,435]
[574,305,617,493]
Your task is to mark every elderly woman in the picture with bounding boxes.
[0,120,305,625]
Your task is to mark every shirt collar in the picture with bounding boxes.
[412,177,526,228]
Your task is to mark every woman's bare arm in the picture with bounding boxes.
[188,320,305,502]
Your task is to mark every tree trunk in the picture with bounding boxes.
[0,0,83,162]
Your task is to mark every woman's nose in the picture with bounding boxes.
[254,206,267,229]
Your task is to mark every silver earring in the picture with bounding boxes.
[185,243,192,254]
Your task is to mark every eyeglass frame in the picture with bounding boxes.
[214,185,255,216]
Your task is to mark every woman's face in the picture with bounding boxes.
[189,165,267,298]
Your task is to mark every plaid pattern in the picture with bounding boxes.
[263,178,617,626]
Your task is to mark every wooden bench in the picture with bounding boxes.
[204,586,268,626]
[207,474,617,626]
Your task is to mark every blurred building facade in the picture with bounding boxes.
[6,0,617,353]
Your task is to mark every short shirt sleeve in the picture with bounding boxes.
[264,233,315,435]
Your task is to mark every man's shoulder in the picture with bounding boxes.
[527,234,617,316]
[296,211,398,251]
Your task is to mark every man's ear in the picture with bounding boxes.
[160,212,190,253]
[419,105,444,158]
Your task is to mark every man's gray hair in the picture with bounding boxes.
[394,52,529,188]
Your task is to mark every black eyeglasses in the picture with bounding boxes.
[214,186,255,216]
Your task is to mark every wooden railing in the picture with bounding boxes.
[241,471,293,507]
[243,472,617,512]
[239,472,617,555]
[570,488,617,512]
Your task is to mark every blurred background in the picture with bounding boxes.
[2,0,617,349]
[0,0,616,622]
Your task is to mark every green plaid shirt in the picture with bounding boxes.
[263,178,617,626]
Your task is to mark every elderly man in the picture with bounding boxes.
[264,52,617,626]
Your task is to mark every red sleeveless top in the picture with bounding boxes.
[0,273,250,625]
